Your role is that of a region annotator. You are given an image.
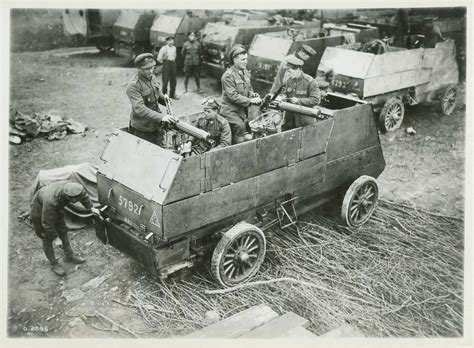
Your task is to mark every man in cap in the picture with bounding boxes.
[126,53,177,146]
[157,36,178,99]
[30,181,96,276]
[282,55,321,129]
[181,32,204,94]
[422,17,445,48]
[270,44,316,95]
[220,44,262,144]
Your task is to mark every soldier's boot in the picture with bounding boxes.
[60,234,86,264]
[42,240,66,276]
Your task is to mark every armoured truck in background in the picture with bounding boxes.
[318,38,459,132]
[92,93,385,287]
[248,23,379,94]
[113,9,158,60]
[62,9,120,51]
[201,19,321,79]
[150,11,220,67]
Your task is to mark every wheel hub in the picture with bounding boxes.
[235,248,250,264]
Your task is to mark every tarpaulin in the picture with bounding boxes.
[30,163,99,230]
[63,9,88,36]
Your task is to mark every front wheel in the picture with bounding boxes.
[341,176,379,227]
[211,222,266,288]
[379,97,405,132]
[439,85,458,115]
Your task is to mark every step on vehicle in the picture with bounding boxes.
[93,91,385,288]
[318,38,459,132]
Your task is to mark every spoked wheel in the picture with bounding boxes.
[341,176,379,227]
[439,85,458,115]
[379,97,405,132]
[211,222,266,288]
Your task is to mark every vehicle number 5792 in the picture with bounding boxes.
[118,195,143,216]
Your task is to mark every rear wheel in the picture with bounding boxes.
[211,222,266,288]
[341,176,379,227]
[439,85,458,115]
[379,97,405,132]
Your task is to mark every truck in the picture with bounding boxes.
[113,9,158,60]
[62,9,120,51]
[201,19,321,79]
[247,23,379,93]
[317,38,459,132]
[92,94,386,287]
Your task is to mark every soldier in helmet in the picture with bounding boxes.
[220,44,262,144]
[30,181,96,276]
[270,44,316,95]
[282,56,321,129]
[126,53,177,146]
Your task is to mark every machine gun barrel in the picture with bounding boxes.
[174,120,213,143]
[268,101,321,118]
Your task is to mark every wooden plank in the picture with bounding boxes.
[185,304,278,338]
[320,324,365,338]
[239,312,309,338]
[299,119,334,161]
[276,326,317,338]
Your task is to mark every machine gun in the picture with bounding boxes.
[260,87,323,119]
[163,96,216,148]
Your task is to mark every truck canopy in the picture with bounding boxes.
[114,10,141,30]
[151,14,183,34]
[248,35,292,61]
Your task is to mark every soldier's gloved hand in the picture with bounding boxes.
[250,92,260,98]
[162,114,177,125]
[263,94,273,104]
[250,97,262,105]
[288,97,298,104]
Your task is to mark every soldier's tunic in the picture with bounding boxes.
[284,73,321,128]
[193,111,232,153]
[126,74,167,145]
[30,181,92,241]
[220,65,255,137]
[270,53,305,95]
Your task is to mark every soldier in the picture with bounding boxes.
[181,32,204,94]
[195,98,232,153]
[282,56,321,129]
[422,18,445,48]
[269,44,316,95]
[126,53,177,146]
[220,44,262,144]
[157,36,179,100]
[30,181,96,276]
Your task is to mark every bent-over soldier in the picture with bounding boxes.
[283,56,321,129]
[30,181,95,276]
[126,53,176,146]
[220,44,262,144]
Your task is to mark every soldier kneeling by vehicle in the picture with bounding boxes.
[180,97,232,157]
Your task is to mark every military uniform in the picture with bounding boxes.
[269,45,316,95]
[181,37,202,92]
[193,110,232,153]
[126,53,167,146]
[220,65,255,138]
[31,181,92,275]
[283,57,321,128]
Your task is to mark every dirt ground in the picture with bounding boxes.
[7,47,465,338]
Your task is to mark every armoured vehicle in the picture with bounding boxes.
[201,20,321,79]
[62,9,120,51]
[113,9,158,60]
[93,94,386,287]
[150,12,220,67]
[318,38,459,132]
[248,23,379,93]
[222,10,270,23]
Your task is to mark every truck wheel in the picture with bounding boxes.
[341,176,379,227]
[439,85,458,115]
[379,98,405,132]
[211,222,266,288]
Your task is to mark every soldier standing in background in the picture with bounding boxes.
[282,56,321,129]
[270,44,316,95]
[220,44,262,144]
[30,181,96,276]
[157,36,179,100]
[126,53,177,146]
[182,32,204,94]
